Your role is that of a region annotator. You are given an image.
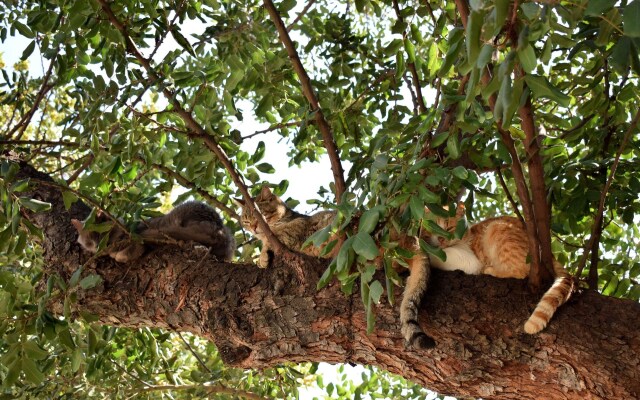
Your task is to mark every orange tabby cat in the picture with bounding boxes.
[430,204,574,334]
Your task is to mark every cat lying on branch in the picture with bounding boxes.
[71,201,235,263]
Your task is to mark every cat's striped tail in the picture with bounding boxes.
[400,253,436,349]
[524,261,574,334]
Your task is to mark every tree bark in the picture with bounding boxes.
[19,162,640,400]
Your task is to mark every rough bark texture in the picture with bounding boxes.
[19,162,640,400]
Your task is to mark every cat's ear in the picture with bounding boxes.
[71,219,84,232]
[257,186,274,201]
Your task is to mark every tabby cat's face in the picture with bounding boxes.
[235,187,288,234]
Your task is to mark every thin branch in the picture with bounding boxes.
[241,120,305,141]
[176,332,212,374]
[263,0,347,202]
[108,357,154,387]
[152,162,240,221]
[344,69,396,112]
[286,0,317,31]
[555,113,595,139]
[7,48,59,140]
[495,167,524,225]
[97,0,302,278]
[66,154,94,184]
[0,139,82,148]
[392,0,427,114]
[131,383,267,400]
[575,108,640,282]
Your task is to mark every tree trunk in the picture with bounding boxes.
[19,162,640,400]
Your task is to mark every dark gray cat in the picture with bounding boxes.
[71,201,235,262]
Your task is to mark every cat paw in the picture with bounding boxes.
[408,332,436,350]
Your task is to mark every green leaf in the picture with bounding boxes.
[359,208,381,234]
[409,196,425,220]
[404,38,416,63]
[256,163,275,173]
[20,198,51,212]
[454,217,469,239]
[22,358,44,385]
[524,74,570,107]
[62,191,78,210]
[317,261,337,290]
[624,0,640,37]
[585,0,615,16]
[21,40,35,61]
[79,274,103,290]
[352,232,379,260]
[518,44,537,73]
[12,21,34,38]
[369,280,383,304]
[419,238,446,262]
[24,341,48,360]
[446,134,461,159]
[495,0,509,33]
[466,11,483,63]
[336,236,355,273]
[451,166,469,180]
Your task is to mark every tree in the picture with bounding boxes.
[1,0,639,398]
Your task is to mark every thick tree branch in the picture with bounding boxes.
[262,0,347,202]
[17,161,640,400]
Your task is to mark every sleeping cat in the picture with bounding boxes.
[234,187,435,349]
[71,201,235,262]
[429,204,574,334]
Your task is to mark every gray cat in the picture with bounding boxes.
[71,201,235,262]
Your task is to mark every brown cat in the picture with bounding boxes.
[234,187,435,349]
[430,204,574,334]
[71,201,235,262]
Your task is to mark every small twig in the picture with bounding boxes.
[66,154,95,184]
[392,0,426,114]
[241,120,305,141]
[177,332,212,374]
[263,0,347,202]
[556,114,595,139]
[151,162,240,221]
[7,48,59,140]
[495,167,524,225]
[344,69,396,112]
[0,139,82,148]
[286,0,317,31]
[131,383,267,399]
[108,357,154,387]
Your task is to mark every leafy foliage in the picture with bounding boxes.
[1,0,639,397]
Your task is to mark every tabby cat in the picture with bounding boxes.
[429,204,574,334]
[234,187,436,349]
[72,201,235,262]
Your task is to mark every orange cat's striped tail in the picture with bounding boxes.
[524,261,574,334]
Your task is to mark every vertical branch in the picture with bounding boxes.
[96,0,305,278]
[495,166,524,225]
[262,0,347,202]
[575,108,640,285]
[391,0,427,114]
[453,0,546,288]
